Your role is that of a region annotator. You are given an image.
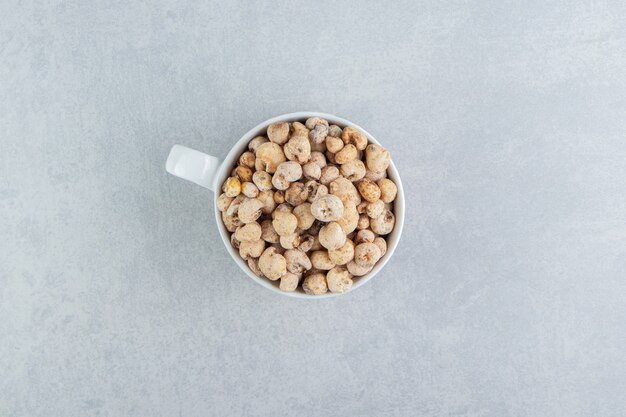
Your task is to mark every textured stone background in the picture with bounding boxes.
[1,1,625,416]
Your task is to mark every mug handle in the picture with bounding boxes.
[166,145,222,192]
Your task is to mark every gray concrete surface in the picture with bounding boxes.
[1,1,626,416]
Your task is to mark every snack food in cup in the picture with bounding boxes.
[166,112,404,298]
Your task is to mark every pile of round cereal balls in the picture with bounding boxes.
[217,117,398,295]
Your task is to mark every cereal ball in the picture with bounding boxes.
[235,222,262,242]
[257,190,276,215]
[341,126,368,150]
[267,122,290,144]
[370,209,395,235]
[365,169,387,182]
[302,273,328,295]
[225,194,245,216]
[306,181,329,203]
[272,211,298,236]
[319,165,340,185]
[355,229,376,244]
[302,162,321,181]
[326,267,353,294]
[273,190,285,204]
[222,210,242,232]
[356,201,368,214]
[291,121,309,137]
[284,135,311,164]
[234,166,253,182]
[310,139,326,153]
[255,142,286,173]
[284,249,312,274]
[248,258,263,277]
[340,159,366,181]
[328,124,343,137]
[325,136,344,153]
[273,203,293,215]
[280,233,300,250]
[293,203,315,230]
[239,239,266,260]
[279,272,300,292]
[272,161,303,190]
[377,178,397,203]
[357,214,370,230]
[311,141,326,154]
[285,182,309,206]
[373,237,387,257]
[310,235,323,251]
[365,144,390,173]
[309,123,328,144]
[230,232,240,249]
[238,198,264,224]
[366,200,385,219]
[311,195,344,222]
[336,202,359,234]
[241,182,259,198]
[354,242,382,268]
[298,234,315,252]
[258,247,287,280]
[237,236,259,258]
[325,150,336,164]
[305,117,329,130]
[222,177,241,197]
[356,178,381,203]
[346,260,373,277]
[248,136,269,153]
[260,220,280,243]
[330,177,361,207]
[335,144,357,164]
[319,222,346,250]
[328,239,355,265]
[217,193,233,212]
[310,251,335,270]
[239,151,256,169]
[252,171,273,192]
[309,151,327,168]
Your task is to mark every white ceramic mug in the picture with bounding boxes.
[166,112,405,298]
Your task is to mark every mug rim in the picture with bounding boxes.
[214,112,405,299]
